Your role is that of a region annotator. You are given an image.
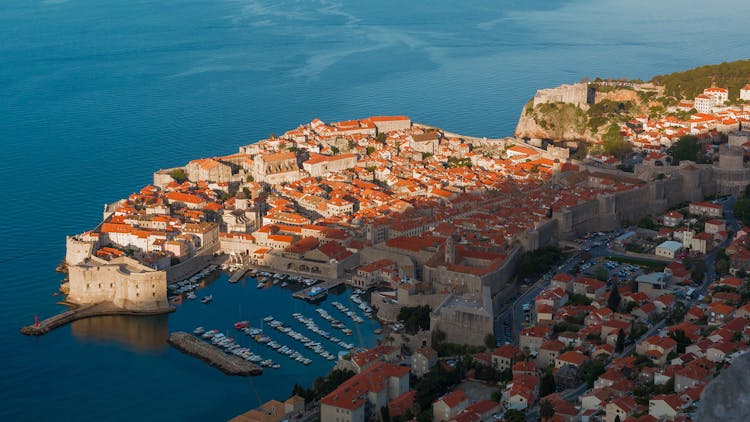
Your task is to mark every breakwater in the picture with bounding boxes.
[20,302,174,336]
[167,332,263,376]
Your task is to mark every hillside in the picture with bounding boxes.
[516,59,750,151]
[651,59,750,101]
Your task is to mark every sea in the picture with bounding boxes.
[2,0,750,420]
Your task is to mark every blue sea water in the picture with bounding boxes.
[2,0,750,420]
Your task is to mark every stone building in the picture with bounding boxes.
[302,153,357,177]
[429,287,494,346]
[532,83,594,108]
[67,256,169,312]
[186,158,232,183]
[252,152,301,185]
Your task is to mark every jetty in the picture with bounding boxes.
[228,264,250,283]
[20,302,174,336]
[292,278,344,300]
[167,332,262,376]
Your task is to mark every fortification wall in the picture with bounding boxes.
[66,236,96,266]
[359,246,418,279]
[165,247,220,283]
[68,258,169,312]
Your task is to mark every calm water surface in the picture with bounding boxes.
[2,0,750,420]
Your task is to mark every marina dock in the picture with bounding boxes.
[167,332,262,376]
[292,279,345,301]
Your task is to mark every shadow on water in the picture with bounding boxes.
[70,314,169,353]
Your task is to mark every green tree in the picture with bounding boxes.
[366,146,376,155]
[484,333,496,350]
[503,409,526,422]
[375,132,387,144]
[691,259,707,283]
[602,124,632,158]
[398,305,431,334]
[615,329,626,353]
[540,369,556,397]
[170,168,187,183]
[595,267,610,282]
[540,399,555,420]
[330,146,339,155]
[734,197,750,226]
[669,135,700,163]
[608,284,621,312]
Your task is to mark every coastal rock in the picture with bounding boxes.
[167,332,262,376]
[514,102,598,143]
[696,352,750,422]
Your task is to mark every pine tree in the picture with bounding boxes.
[607,283,621,312]
[615,329,626,353]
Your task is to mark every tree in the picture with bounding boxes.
[602,124,632,158]
[170,168,187,183]
[375,132,387,144]
[669,135,700,163]
[398,305,431,334]
[540,399,555,420]
[595,267,610,282]
[503,409,526,422]
[669,329,691,354]
[366,146,376,155]
[540,369,556,397]
[615,329,626,353]
[608,284,621,312]
[484,333,496,350]
[330,146,339,155]
[734,197,750,226]
[691,259,707,283]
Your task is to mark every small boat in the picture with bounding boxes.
[186,292,197,300]
[234,321,250,330]
[342,328,353,336]
[374,328,383,335]
[281,282,288,287]
[263,316,274,322]
[200,295,213,304]
[272,364,281,369]
[257,281,265,289]
[193,327,206,335]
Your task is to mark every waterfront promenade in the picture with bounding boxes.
[292,278,345,300]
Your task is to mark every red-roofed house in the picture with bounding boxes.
[320,362,410,422]
[606,396,643,422]
[433,390,468,422]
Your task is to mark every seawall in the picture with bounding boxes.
[167,332,263,376]
[20,302,175,336]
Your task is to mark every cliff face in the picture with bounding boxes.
[515,87,650,143]
[515,102,599,143]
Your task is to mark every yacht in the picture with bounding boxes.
[193,327,205,335]
[200,295,213,304]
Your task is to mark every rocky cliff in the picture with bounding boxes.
[515,86,651,143]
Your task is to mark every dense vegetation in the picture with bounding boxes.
[669,135,709,164]
[652,59,750,100]
[397,305,431,334]
[515,246,564,281]
[291,369,355,402]
[602,123,632,157]
[170,168,187,183]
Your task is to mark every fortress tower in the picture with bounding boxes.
[445,234,456,265]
